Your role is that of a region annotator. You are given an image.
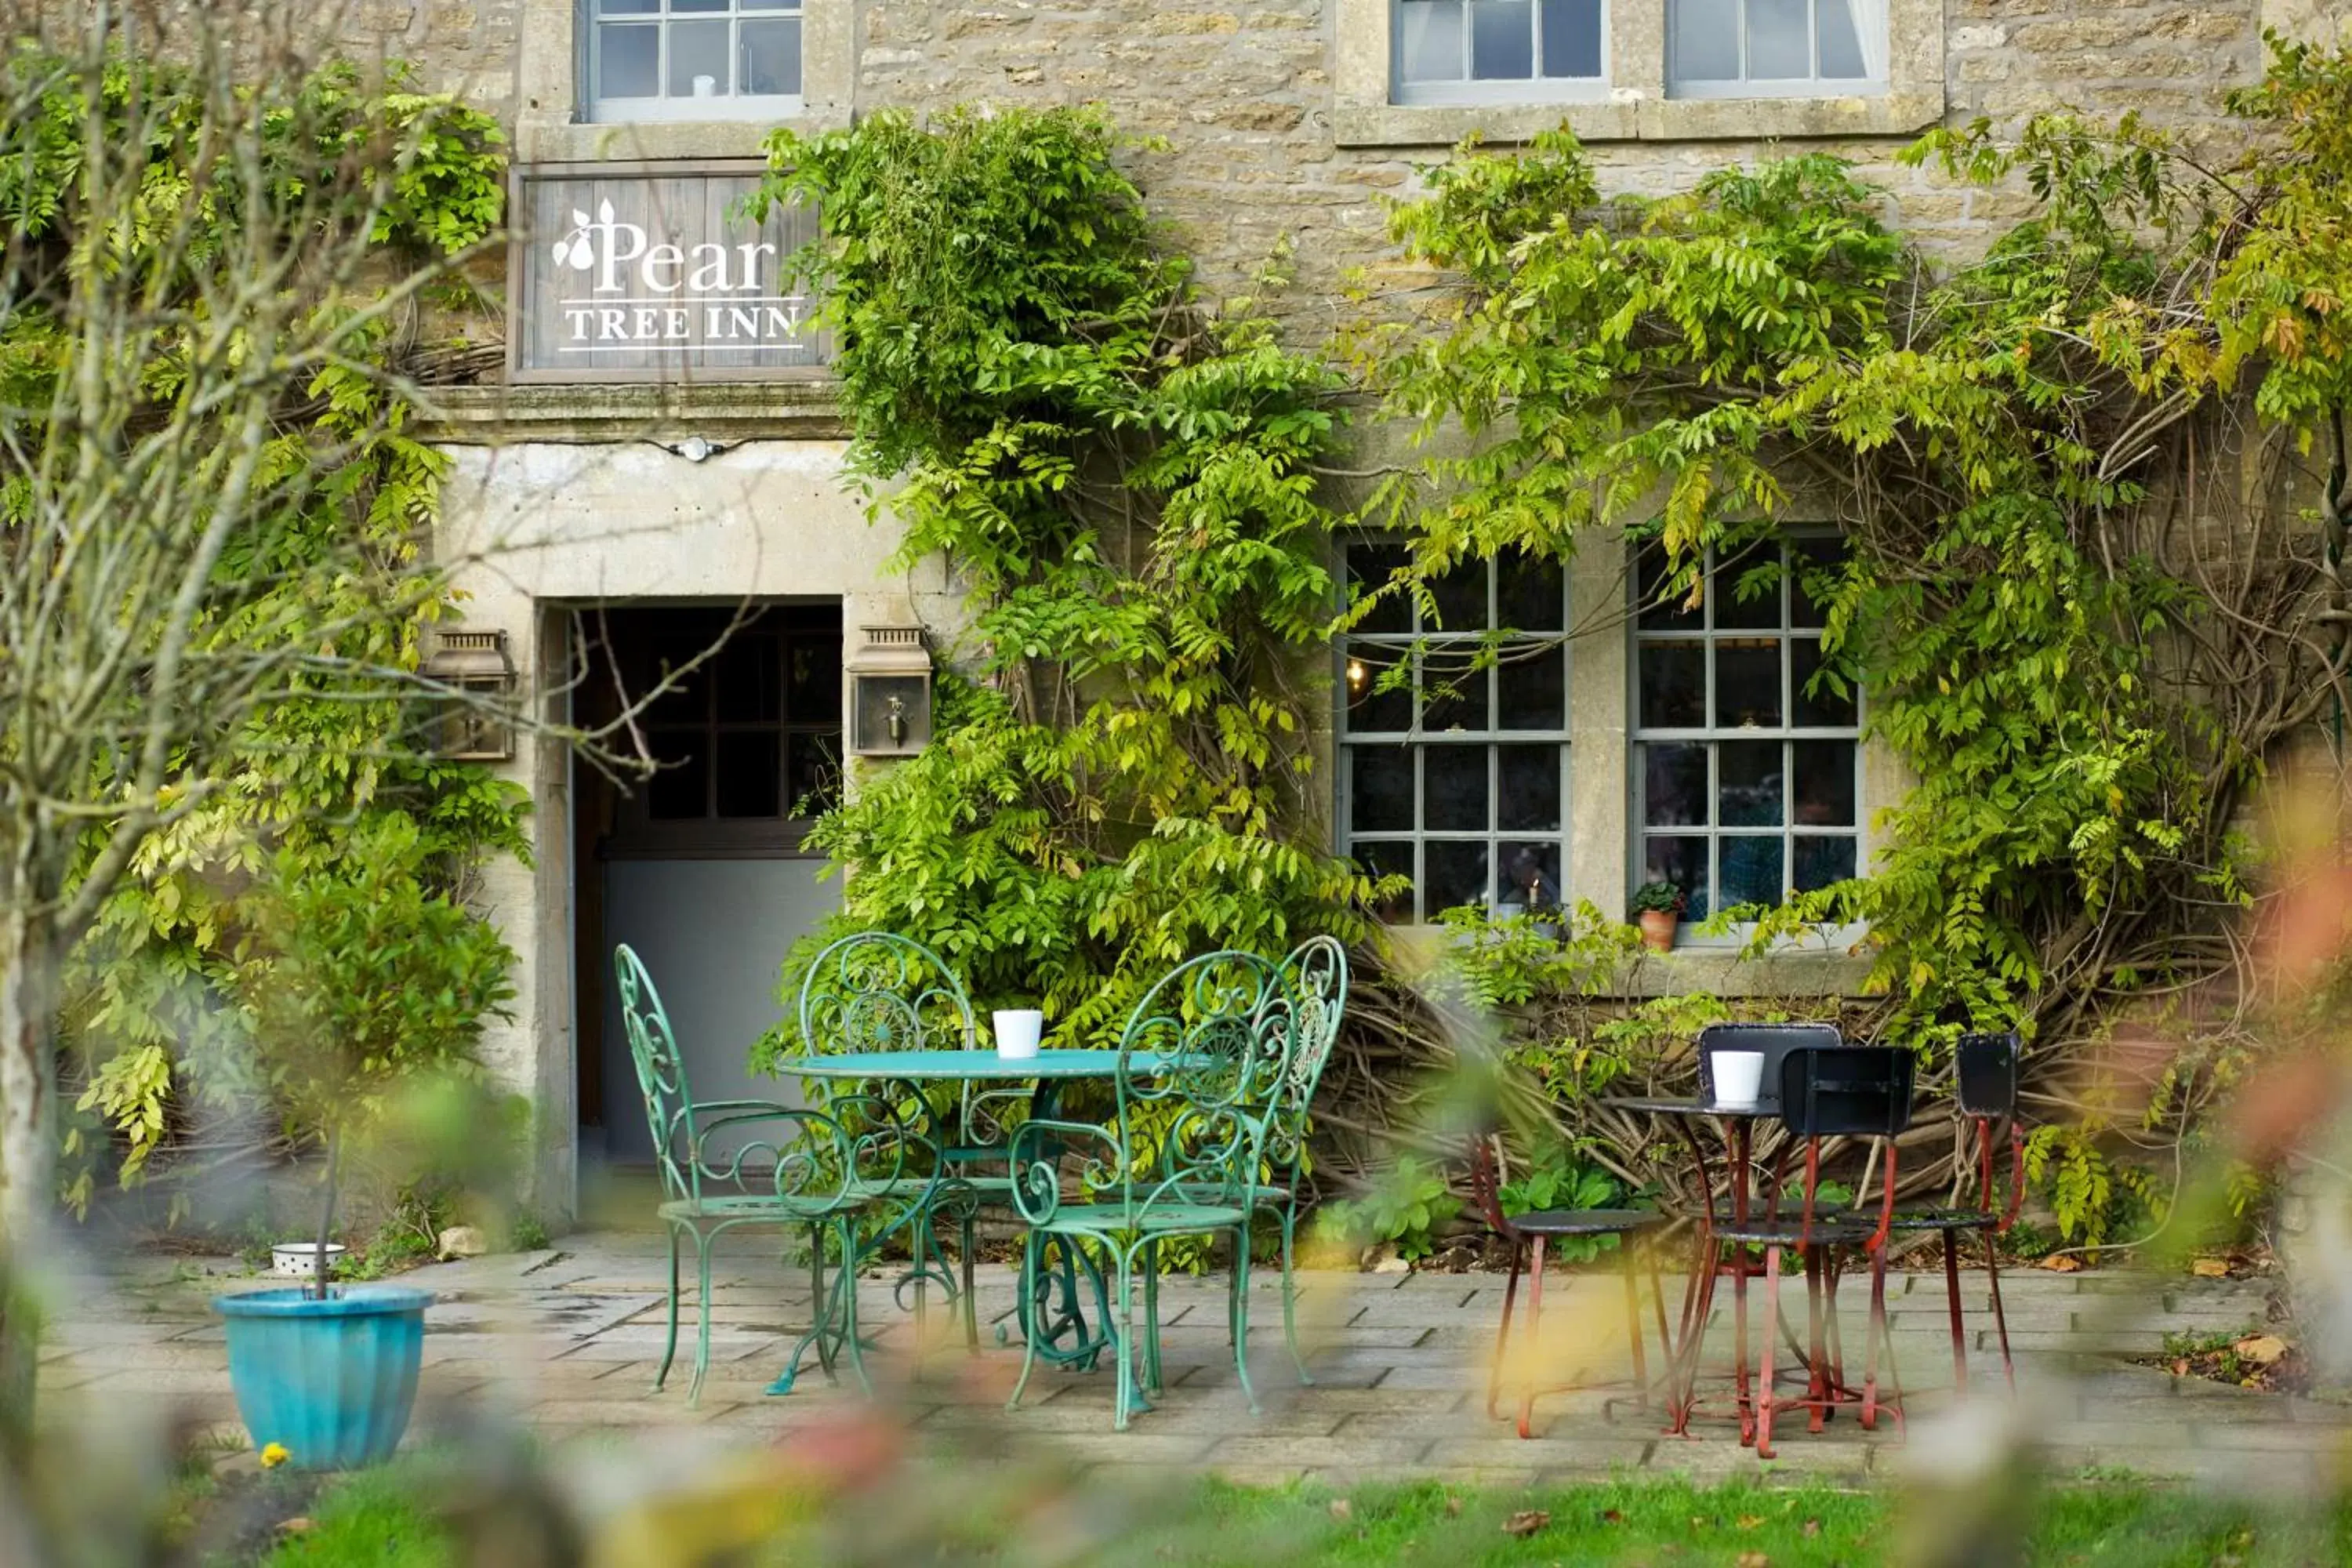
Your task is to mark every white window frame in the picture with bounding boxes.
[1338,543,1574,924]
[1390,0,1612,108]
[1629,535,1863,929]
[583,0,806,125]
[1666,0,1888,100]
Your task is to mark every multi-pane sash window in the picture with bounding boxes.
[1395,0,1606,104]
[590,0,803,122]
[1668,0,1886,96]
[1341,544,1572,923]
[1632,538,1860,924]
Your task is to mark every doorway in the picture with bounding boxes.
[572,602,844,1167]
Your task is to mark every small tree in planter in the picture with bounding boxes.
[1629,882,1686,952]
[214,815,514,1467]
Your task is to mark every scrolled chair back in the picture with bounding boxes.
[619,943,897,1217]
[1260,935,1350,1193]
[796,930,978,1056]
[1116,949,1295,1220]
[615,942,701,1206]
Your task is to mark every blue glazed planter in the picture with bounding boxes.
[214,1284,431,1470]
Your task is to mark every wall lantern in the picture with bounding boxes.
[423,628,516,762]
[847,624,934,757]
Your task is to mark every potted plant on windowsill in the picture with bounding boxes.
[1630,881,1686,952]
[212,818,514,1471]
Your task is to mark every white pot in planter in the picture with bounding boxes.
[271,1243,349,1279]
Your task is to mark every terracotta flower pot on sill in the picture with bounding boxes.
[1638,910,1679,952]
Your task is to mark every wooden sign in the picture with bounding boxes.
[509,161,829,382]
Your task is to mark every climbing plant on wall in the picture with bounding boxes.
[1352,39,2352,1244]
[0,31,527,1226]
[746,107,1381,1048]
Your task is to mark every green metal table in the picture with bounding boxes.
[767,1048,1172,1396]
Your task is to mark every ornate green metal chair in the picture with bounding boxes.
[615,943,909,1404]
[1250,934,1350,1383]
[793,931,995,1341]
[1004,949,1297,1431]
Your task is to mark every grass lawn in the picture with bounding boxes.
[234,1461,2352,1566]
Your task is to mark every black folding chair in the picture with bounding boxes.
[1884,1031,2024,1394]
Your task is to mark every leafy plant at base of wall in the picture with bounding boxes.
[746,107,1381,1063]
[0,54,528,1214]
[1351,42,2352,1224]
[1314,1158,1463,1263]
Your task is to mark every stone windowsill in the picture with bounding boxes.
[1333,90,1946,149]
[513,111,850,165]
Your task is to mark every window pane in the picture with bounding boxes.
[1642,835,1710,921]
[1642,742,1708,827]
[1794,833,1857,891]
[1540,0,1603,77]
[1714,638,1784,729]
[1671,0,1740,81]
[1719,739,1784,827]
[1748,0,1812,78]
[787,731,838,817]
[786,641,840,722]
[1470,0,1536,79]
[599,22,661,97]
[1497,645,1564,730]
[1355,840,1417,922]
[1497,550,1564,632]
[742,16,803,94]
[1425,841,1491,913]
[716,731,782,818]
[1639,640,1707,728]
[1791,538,1842,629]
[1421,665,1490,731]
[1425,746,1488,831]
[1714,544,1782,629]
[599,0,657,13]
[1498,743,1560,831]
[1499,843,1561,910]
[1350,747,1415,833]
[1348,664,1414,733]
[1400,0,1467,82]
[1432,559,1487,630]
[648,735,709,819]
[715,635,780,722]
[1817,0,1869,77]
[1791,637,1856,728]
[1793,739,1857,826]
[1719,836,1786,909]
[673,0,730,10]
[1637,543,1702,630]
[667,19,732,97]
[1350,544,1412,634]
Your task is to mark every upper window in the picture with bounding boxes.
[1632,538,1860,924]
[1339,544,1572,923]
[1668,0,1886,97]
[1394,0,1606,105]
[587,0,804,122]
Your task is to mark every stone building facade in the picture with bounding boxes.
[354,0,2348,1216]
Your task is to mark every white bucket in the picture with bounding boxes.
[1711,1051,1766,1109]
[993,1009,1044,1060]
[270,1243,348,1279]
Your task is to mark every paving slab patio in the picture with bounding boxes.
[31,1229,2348,1493]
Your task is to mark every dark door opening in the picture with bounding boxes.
[571,603,844,1168]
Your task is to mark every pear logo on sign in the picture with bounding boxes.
[541,188,815,364]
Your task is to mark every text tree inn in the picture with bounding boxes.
[511,162,829,379]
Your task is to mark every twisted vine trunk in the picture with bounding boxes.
[0,895,59,1461]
